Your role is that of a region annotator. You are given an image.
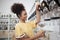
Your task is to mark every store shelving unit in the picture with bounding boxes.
[0,12,19,40]
[28,0,60,40]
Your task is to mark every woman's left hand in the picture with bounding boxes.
[36,2,40,11]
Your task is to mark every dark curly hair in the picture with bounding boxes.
[11,3,25,18]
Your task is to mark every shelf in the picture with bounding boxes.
[0,18,8,19]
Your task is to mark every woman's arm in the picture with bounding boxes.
[16,30,45,40]
[30,30,45,40]
[35,2,41,24]
[29,2,45,40]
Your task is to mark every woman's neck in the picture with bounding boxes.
[20,19,25,23]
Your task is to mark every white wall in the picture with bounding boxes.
[0,0,35,16]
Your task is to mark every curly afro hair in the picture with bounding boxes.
[11,3,25,18]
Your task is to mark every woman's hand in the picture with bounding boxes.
[36,2,40,11]
[18,35,33,40]
[38,30,45,37]
[23,38,33,40]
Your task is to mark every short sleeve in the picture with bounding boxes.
[15,24,25,38]
[29,20,37,28]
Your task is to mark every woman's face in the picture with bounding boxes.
[20,10,27,21]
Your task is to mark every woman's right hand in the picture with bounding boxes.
[18,35,32,40]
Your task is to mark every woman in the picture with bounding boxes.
[11,2,45,40]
